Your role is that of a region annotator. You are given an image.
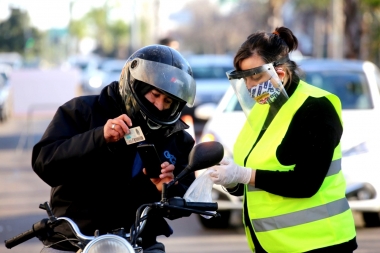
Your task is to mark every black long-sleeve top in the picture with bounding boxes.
[228,77,357,252]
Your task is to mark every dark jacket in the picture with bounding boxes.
[32,82,195,250]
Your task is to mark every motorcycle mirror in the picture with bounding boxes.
[166,141,224,188]
[187,141,224,171]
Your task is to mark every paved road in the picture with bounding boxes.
[0,115,379,253]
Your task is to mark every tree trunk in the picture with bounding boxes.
[343,0,362,59]
[329,0,344,59]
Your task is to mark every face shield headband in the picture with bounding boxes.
[226,58,289,130]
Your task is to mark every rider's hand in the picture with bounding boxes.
[104,114,132,143]
[144,161,175,192]
[208,157,253,187]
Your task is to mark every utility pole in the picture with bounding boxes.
[129,0,140,55]
[68,0,76,56]
[328,0,344,59]
[313,13,326,58]
[269,0,285,30]
[153,0,160,44]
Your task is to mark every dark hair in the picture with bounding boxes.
[158,37,175,46]
[234,26,299,85]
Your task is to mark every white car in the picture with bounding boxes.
[181,54,234,125]
[196,58,380,228]
[0,63,12,122]
[82,58,125,95]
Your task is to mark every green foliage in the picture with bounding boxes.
[2,0,380,65]
[0,7,43,62]
[293,0,331,12]
[0,8,29,53]
[362,0,380,9]
[109,20,130,53]
[25,37,35,49]
[76,7,130,58]
[69,20,87,39]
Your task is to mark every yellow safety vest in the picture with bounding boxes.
[234,80,356,253]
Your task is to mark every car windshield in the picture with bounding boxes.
[75,62,89,71]
[192,66,231,79]
[98,60,125,73]
[303,71,373,109]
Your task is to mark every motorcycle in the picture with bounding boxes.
[4,141,224,253]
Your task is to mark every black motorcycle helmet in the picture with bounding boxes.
[119,44,196,129]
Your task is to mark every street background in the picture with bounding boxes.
[1,0,380,252]
[0,102,379,253]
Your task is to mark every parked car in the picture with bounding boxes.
[181,54,234,133]
[0,63,12,122]
[67,54,103,93]
[81,58,125,95]
[0,52,23,69]
[196,58,380,228]
[342,140,380,227]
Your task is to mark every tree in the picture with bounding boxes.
[293,0,380,62]
[0,7,42,57]
[172,0,270,54]
[344,0,362,59]
[358,0,380,63]
[268,0,287,30]
[69,6,130,58]
[293,0,331,58]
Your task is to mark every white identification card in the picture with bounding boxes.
[124,126,146,145]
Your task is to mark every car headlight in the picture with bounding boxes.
[342,142,369,157]
[355,183,376,200]
[199,133,233,159]
[200,133,216,142]
[346,182,376,200]
[357,188,375,200]
[83,234,135,253]
[88,76,103,88]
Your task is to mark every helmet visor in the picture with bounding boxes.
[226,63,288,130]
[129,58,196,107]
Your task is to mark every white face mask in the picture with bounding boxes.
[247,80,282,104]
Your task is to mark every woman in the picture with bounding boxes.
[208,27,357,252]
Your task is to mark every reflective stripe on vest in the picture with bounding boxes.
[248,159,341,192]
[252,197,349,232]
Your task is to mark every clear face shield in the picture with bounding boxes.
[226,62,289,130]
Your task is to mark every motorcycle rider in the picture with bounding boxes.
[32,44,197,252]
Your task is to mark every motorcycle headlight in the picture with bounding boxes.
[83,234,135,253]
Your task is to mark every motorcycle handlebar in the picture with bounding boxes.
[4,199,219,249]
[4,219,49,249]
[4,228,35,249]
[164,197,218,213]
[185,201,218,211]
